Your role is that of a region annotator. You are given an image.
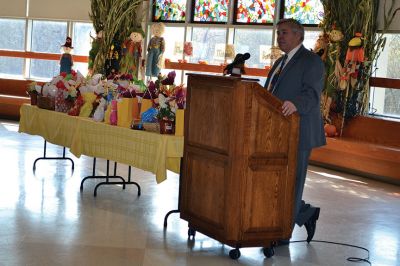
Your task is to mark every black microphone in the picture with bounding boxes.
[224,53,251,75]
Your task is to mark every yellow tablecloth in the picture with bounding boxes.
[19,104,183,183]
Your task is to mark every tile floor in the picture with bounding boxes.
[0,120,399,266]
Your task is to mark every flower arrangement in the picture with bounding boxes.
[26,82,41,105]
[156,92,176,121]
[26,82,41,95]
[56,70,83,101]
[154,71,186,122]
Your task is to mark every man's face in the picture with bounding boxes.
[277,23,302,53]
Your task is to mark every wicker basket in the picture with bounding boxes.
[142,122,160,133]
[37,95,55,110]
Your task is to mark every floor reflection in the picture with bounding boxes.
[0,119,399,266]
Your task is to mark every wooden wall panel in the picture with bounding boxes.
[310,138,400,184]
[342,116,400,148]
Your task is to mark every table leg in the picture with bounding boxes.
[163,157,183,228]
[80,158,141,197]
[33,140,74,171]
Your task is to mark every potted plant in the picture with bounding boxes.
[156,93,176,134]
[26,82,40,105]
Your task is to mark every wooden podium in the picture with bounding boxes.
[179,74,300,259]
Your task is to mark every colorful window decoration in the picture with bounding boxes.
[235,0,276,24]
[153,0,186,22]
[193,0,229,23]
[284,0,324,25]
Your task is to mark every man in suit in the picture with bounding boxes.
[265,18,326,244]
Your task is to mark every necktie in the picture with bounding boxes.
[269,54,288,93]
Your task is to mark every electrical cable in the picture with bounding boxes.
[288,239,371,265]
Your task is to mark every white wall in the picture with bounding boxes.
[29,0,91,21]
[0,0,26,17]
[0,0,91,21]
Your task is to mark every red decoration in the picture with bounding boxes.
[324,124,337,137]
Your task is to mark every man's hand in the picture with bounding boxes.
[282,101,297,116]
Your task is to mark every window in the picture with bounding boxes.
[0,1,327,82]
[72,22,95,56]
[283,0,324,25]
[160,26,185,62]
[0,18,25,51]
[157,26,185,83]
[71,22,94,77]
[189,27,227,64]
[0,18,26,77]
[74,62,89,77]
[30,20,68,79]
[303,30,322,50]
[0,57,25,78]
[153,0,186,22]
[235,0,276,24]
[234,28,273,68]
[30,59,60,80]
[192,0,230,23]
[31,20,68,53]
[370,33,400,118]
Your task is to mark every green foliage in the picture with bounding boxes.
[156,106,175,121]
[89,0,113,33]
[133,78,147,92]
[320,0,399,121]
[89,0,145,75]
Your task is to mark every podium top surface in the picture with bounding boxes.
[186,73,259,83]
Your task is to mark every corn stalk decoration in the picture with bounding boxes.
[320,0,399,134]
[89,0,146,75]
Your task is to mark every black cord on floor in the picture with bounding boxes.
[289,239,372,265]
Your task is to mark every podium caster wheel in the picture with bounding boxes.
[188,228,196,238]
[263,247,275,258]
[229,248,241,260]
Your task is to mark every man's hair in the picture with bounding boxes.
[277,18,305,41]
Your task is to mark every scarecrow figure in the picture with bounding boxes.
[60,37,74,74]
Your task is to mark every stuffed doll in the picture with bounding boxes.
[328,28,345,84]
[120,31,144,79]
[93,98,107,122]
[146,23,165,78]
[60,37,74,74]
[344,33,365,88]
[321,27,345,123]
[79,92,97,117]
[223,53,250,77]
[312,33,328,61]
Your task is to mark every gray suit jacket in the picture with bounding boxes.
[265,45,326,150]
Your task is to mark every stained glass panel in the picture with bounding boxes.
[193,0,229,23]
[235,0,276,24]
[153,0,186,22]
[284,0,324,25]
